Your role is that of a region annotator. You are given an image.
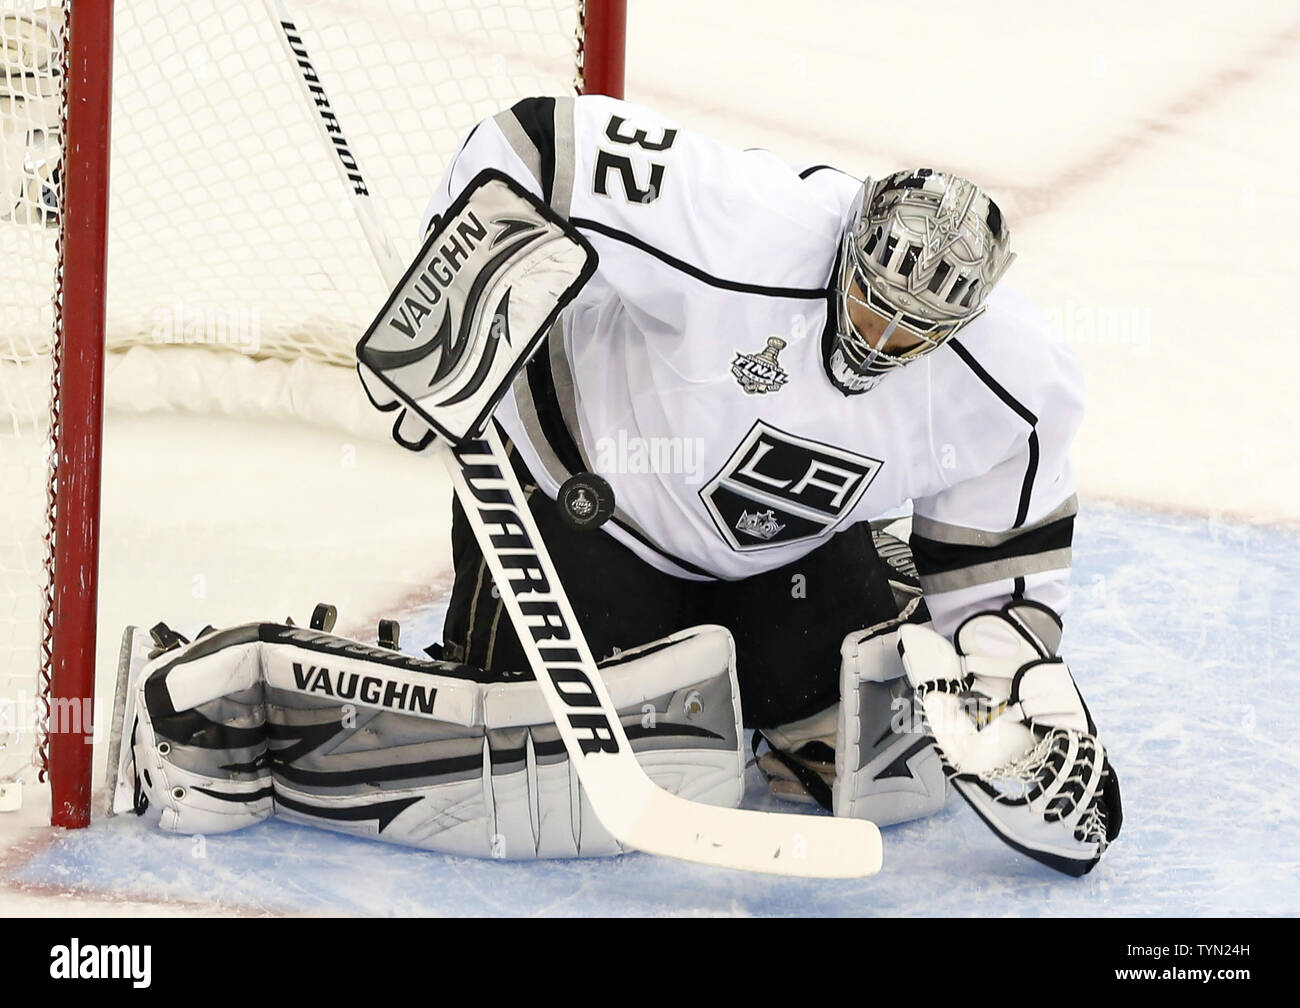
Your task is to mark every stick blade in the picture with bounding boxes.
[630,789,882,878]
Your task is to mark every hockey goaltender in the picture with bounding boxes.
[110,96,1121,878]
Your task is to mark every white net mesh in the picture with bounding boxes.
[0,2,61,799]
[0,0,590,796]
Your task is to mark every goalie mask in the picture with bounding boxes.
[829,169,1015,393]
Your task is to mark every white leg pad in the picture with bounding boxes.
[834,605,951,826]
[110,621,743,860]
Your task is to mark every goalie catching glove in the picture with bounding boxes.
[107,615,743,861]
[898,601,1122,876]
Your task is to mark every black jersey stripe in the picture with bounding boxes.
[524,341,586,476]
[947,338,1040,528]
[946,338,1036,427]
[442,121,483,204]
[910,515,1075,578]
[569,217,831,299]
[606,514,716,580]
[798,164,853,180]
[1020,430,1041,528]
[508,97,558,204]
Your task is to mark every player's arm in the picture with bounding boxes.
[907,326,1083,638]
[424,94,688,242]
[420,97,565,233]
[909,460,1077,638]
[370,95,677,453]
[899,337,1122,875]
[423,95,836,327]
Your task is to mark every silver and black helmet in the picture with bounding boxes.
[830,169,1015,392]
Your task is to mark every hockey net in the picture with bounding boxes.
[0,0,624,823]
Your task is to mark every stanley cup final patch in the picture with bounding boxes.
[701,421,882,551]
[731,336,790,394]
[356,169,597,445]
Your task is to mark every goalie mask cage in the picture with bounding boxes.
[0,0,626,827]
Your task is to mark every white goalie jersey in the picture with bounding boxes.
[420,95,1084,637]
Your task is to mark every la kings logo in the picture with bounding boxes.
[701,421,882,551]
[731,336,789,394]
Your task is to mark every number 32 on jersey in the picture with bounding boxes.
[594,115,677,205]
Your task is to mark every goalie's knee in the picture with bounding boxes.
[835,604,951,826]
[757,597,951,827]
[115,624,274,835]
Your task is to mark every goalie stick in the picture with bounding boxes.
[265,0,882,877]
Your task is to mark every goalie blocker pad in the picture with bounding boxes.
[108,622,743,861]
[356,168,597,448]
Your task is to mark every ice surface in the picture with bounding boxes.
[4,505,1296,916]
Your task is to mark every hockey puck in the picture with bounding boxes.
[557,472,615,530]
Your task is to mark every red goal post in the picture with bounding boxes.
[44,0,113,829]
[2,0,626,828]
